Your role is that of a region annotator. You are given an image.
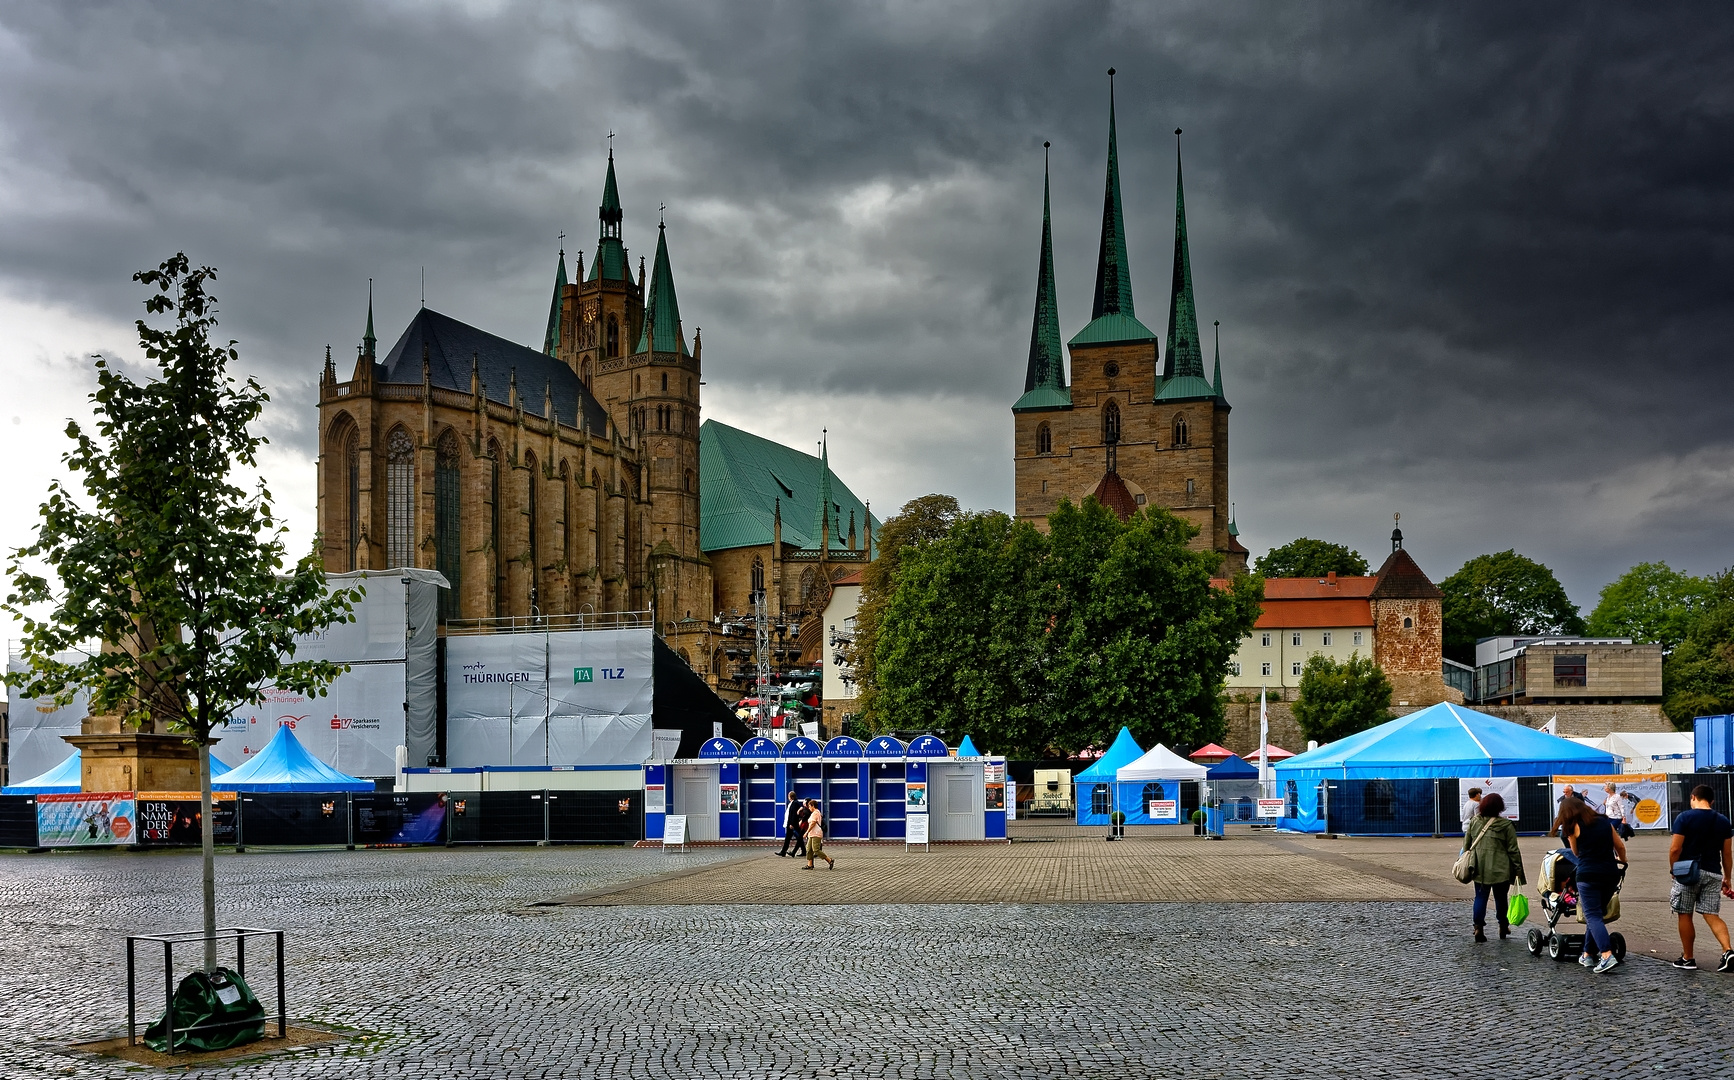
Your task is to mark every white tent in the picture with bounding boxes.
[1603,731,1694,773]
[1117,744,1209,782]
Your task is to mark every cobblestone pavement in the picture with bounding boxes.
[2,844,1731,1079]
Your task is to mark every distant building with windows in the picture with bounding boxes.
[1468,636,1662,707]
[1222,523,1459,707]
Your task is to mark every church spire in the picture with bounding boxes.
[1163,129,1205,382]
[543,243,567,356]
[1015,143,1069,412]
[1212,319,1227,405]
[1091,69,1134,321]
[589,148,630,282]
[635,218,687,354]
[813,431,834,551]
[363,279,376,360]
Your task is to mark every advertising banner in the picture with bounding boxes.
[446,628,654,767]
[1457,777,1521,821]
[1553,774,1671,830]
[906,783,928,810]
[220,663,406,779]
[37,793,137,847]
[352,792,447,845]
[136,792,237,845]
[4,658,89,783]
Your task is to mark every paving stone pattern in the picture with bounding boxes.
[1,844,1730,1079]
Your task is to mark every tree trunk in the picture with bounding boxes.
[200,739,216,971]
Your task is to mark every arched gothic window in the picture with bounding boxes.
[592,470,604,569]
[488,438,504,616]
[1172,414,1190,447]
[385,427,415,569]
[605,314,620,358]
[751,556,765,600]
[327,414,360,571]
[1103,400,1121,444]
[524,451,539,609]
[435,429,461,619]
[1036,422,1052,455]
[661,372,668,392]
[559,460,572,596]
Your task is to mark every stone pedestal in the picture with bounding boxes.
[64,729,200,793]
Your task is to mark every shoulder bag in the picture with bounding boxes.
[1672,858,1701,886]
[1453,819,1492,884]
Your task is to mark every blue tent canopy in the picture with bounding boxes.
[1273,702,1620,833]
[956,735,982,757]
[1206,753,1259,780]
[1075,728,1145,824]
[2,749,81,794]
[213,725,373,792]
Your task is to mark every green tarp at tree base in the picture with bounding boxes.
[143,966,265,1053]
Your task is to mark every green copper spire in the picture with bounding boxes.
[1212,319,1227,405]
[588,149,630,282]
[813,431,834,549]
[1163,130,1204,382]
[1091,69,1134,321]
[542,245,567,356]
[363,278,376,358]
[634,219,687,354]
[1015,144,1070,412]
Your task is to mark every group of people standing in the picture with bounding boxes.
[1457,782,1734,974]
[775,789,835,869]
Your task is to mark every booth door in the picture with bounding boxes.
[670,764,720,842]
[823,763,860,840]
[929,762,985,841]
[789,763,822,811]
[871,762,906,839]
[743,763,778,839]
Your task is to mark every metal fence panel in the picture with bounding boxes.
[0,795,38,848]
[547,789,642,844]
[238,793,350,846]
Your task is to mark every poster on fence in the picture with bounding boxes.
[136,792,237,845]
[352,792,448,845]
[1552,774,1670,830]
[36,793,137,847]
[1457,777,1520,821]
[445,627,654,767]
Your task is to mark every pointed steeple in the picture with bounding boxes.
[363,279,377,360]
[1211,319,1227,405]
[1163,129,1204,382]
[635,219,687,354]
[542,245,568,356]
[1092,69,1134,320]
[813,432,834,551]
[588,149,630,282]
[1015,143,1071,412]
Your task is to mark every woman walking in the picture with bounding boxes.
[1463,792,1526,941]
[1557,797,1627,973]
[803,799,834,870]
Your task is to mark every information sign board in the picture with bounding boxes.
[1148,799,1178,820]
[663,814,688,851]
[1256,798,1285,819]
[905,812,929,848]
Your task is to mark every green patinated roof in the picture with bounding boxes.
[1068,311,1159,348]
[1154,374,1219,403]
[1013,385,1073,411]
[1163,137,1206,383]
[1018,149,1066,411]
[700,420,880,554]
[1091,73,1136,323]
[634,222,687,355]
[589,152,631,283]
[542,249,567,356]
[1211,327,1228,406]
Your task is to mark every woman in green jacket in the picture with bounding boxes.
[1463,792,1527,941]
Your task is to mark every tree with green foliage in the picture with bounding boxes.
[1440,550,1585,665]
[853,494,962,731]
[3,255,360,970]
[1291,653,1394,745]
[870,498,1262,756]
[1254,537,1368,579]
[1585,561,1711,652]
[1662,568,1734,729]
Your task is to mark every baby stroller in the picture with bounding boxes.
[1524,848,1627,963]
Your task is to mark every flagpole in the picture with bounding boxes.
[1258,686,1271,796]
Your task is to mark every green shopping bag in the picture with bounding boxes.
[1507,893,1529,927]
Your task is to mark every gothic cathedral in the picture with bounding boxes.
[1012,76,1248,575]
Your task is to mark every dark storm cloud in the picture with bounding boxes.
[1,1,1731,607]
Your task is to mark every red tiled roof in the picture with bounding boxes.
[832,569,863,587]
[1260,576,1377,599]
[1092,471,1138,521]
[1253,598,1373,629]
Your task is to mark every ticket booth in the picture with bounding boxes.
[669,737,739,842]
[821,736,866,839]
[740,737,781,840]
[865,736,907,839]
[904,734,949,840]
[780,735,823,816]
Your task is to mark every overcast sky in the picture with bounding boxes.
[3,1,1732,652]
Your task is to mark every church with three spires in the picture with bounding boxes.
[315,149,877,686]
[1013,73,1248,575]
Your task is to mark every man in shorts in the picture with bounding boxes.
[1669,784,1734,971]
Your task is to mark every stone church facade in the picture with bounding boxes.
[1012,78,1246,574]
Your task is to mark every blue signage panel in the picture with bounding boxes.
[864,736,906,758]
[822,736,864,759]
[740,736,781,760]
[906,734,950,759]
[698,738,741,760]
[781,736,822,760]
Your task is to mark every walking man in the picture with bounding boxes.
[803,798,835,870]
[777,789,802,857]
[1669,784,1734,971]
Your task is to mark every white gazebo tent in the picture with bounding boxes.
[1114,745,1208,824]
